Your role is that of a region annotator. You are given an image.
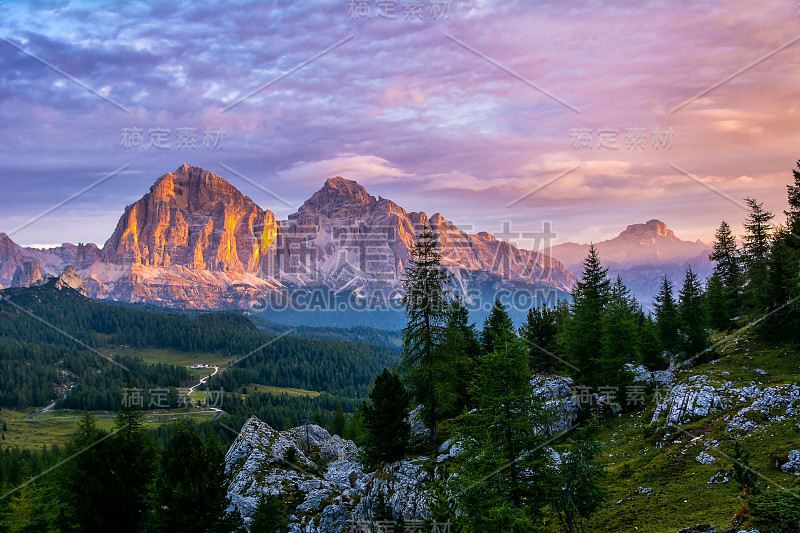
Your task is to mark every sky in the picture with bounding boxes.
[0,0,798,249]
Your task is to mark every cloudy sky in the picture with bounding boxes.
[1,0,798,249]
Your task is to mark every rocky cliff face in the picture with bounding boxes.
[0,232,100,288]
[103,164,277,274]
[11,260,45,287]
[273,176,575,296]
[54,266,88,297]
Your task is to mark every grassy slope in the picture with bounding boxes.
[592,333,800,532]
[1,409,219,450]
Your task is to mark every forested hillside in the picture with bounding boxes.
[0,282,400,411]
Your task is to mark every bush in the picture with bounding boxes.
[750,489,800,532]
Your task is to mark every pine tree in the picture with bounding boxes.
[112,374,157,533]
[329,401,346,436]
[653,276,679,357]
[709,220,741,322]
[401,222,451,440]
[636,311,666,370]
[766,226,800,341]
[742,197,774,312]
[362,369,411,466]
[551,421,606,533]
[705,273,732,331]
[786,159,800,235]
[519,304,558,373]
[458,301,552,531]
[568,245,611,387]
[58,411,118,532]
[149,423,241,532]
[481,299,515,355]
[765,161,800,339]
[249,493,288,533]
[677,266,707,363]
[598,277,637,404]
[2,483,58,533]
[437,298,479,417]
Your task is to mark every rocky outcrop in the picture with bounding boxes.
[531,374,580,434]
[54,266,88,297]
[11,260,46,287]
[225,416,440,531]
[225,417,365,532]
[725,384,800,433]
[626,363,675,386]
[651,375,727,426]
[780,450,800,473]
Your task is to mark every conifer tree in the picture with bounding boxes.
[705,273,732,331]
[709,220,741,322]
[519,304,558,373]
[250,493,288,533]
[401,222,451,440]
[329,401,346,436]
[149,423,241,532]
[551,421,606,533]
[677,266,707,362]
[362,369,411,465]
[765,161,800,339]
[458,301,552,532]
[568,245,611,387]
[653,277,679,356]
[742,197,774,312]
[438,298,479,417]
[112,373,157,533]
[598,277,637,402]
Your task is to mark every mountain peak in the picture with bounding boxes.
[296,176,376,219]
[102,164,276,272]
[619,219,675,239]
[321,176,372,198]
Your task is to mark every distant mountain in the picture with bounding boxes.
[0,164,576,315]
[549,219,713,307]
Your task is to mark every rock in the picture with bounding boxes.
[1,165,578,309]
[225,417,364,530]
[754,368,767,375]
[726,384,800,433]
[54,266,88,296]
[531,374,580,434]
[651,383,725,426]
[407,405,430,438]
[104,164,277,274]
[707,472,729,484]
[625,364,675,386]
[695,452,715,465]
[636,487,652,494]
[11,260,45,287]
[781,450,800,473]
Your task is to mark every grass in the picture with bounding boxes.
[240,384,322,398]
[0,408,219,451]
[590,330,800,532]
[104,345,233,372]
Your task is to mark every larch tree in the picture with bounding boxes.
[401,221,451,441]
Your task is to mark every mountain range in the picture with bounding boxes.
[0,164,712,315]
[0,164,575,313]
